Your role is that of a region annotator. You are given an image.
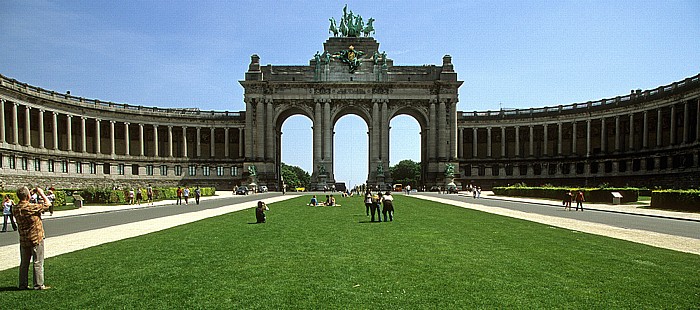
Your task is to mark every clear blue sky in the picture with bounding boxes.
[2,0,699,188]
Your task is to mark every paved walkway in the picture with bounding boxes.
[0,192,297,271]
[414,191,700,255]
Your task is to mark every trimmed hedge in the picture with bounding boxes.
[492,186,639,204]
[80,187,216,205]
[0,190,67,207]
[650,190,700,212]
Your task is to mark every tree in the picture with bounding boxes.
[390,160,421,188]
[281,163,311,190]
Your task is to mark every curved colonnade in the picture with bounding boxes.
[0,73,698,190]
[456,74,700,188]
[0,74,247,189]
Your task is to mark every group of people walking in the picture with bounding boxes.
[176,186,202,205]
[364,190,394,222]
[563,190,586,211]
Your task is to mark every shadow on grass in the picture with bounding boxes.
[0,286,23,292]
[357,220,384,224]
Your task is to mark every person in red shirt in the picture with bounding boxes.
[13,186,51,290]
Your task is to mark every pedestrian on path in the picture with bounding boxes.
[147,185,154,206]
[183,187,190,205]
[176,187,183,205]
[2,195,17,232]
[13,186,52,290]
[575,191,585,211]
[563,191,573,211]
[195,187,201,205]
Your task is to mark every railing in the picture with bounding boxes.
[0,74,242,118]
[461,73,700,119]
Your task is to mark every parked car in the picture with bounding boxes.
[259,185,268,193]
[236,186,250,195]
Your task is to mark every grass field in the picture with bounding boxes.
[2,195,699,308]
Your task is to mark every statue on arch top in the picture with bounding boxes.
[332,5,374,38]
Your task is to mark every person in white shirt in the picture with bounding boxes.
[381,191,394,221]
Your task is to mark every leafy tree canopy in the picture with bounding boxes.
[281,163,310,189]
[390,160,421,188]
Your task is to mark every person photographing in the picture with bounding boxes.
[13,186,52,290]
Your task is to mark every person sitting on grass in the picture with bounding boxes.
[255,201,269,223]
[327,195,340,207]
[309,195,318,206]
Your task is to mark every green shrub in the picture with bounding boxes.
[79,187,216,204]
[493,186,639,203]
[650,190,700,211]
[0,190,66,207]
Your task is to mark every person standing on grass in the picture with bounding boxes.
[183,187,190,205]
[371,192,382,222]
[2,195,17,232]
[176,187,183,205]
[575,190,585,211]
[382,191,394,222]
[13,186,51,290]
[255,201,269,223]
[364,190,373,216]
[195,187,201,205]
[147,185,154,206]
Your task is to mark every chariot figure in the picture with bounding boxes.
[328,18,339,37]
[363,18,375,37]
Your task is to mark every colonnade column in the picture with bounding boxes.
[528,125,534,156]
[428,100,437,160]
[670,105,676,145]
[381,100,388,164]
[643,111,649,148]
[557,122,562,155]
[371,100,380,165]
[543,123,548,156]
[38,109,44,149]
[514,126,520,157]
[486,127,492,158]
[683,101,689,144]
[168,126,173,157]
[52,112,58,150]
[500,126,506,157]
[139,123,144,156]
[24,106,30,147]
[267,100,274,161]
[245,99,254,159]
[586,119,591,156]
[600,117,606,153]
[210,127,216,158]
[182,126,187,158]
[438,100,447,159]
[196,127,201,157]
[11,103,18,145]
[256,100,265,159]
[110,121,115,155]
[628,113,634,150]
[313,100,322,172]
[153,124,159,157]
[95,119,101,154]
[224,127,230,158]
[124,122,130,156]
[614,116,620,152]
[571,121,577,155]
[657,108,663,147]
[66,115,72,151]
[472,128,478,158]
[0,99,5,143]
[324,100,332,164]
[81,117,87,152]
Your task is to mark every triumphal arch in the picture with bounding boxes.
[240,8,462,190]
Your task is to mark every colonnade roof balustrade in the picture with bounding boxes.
[460,73,700,120]
[0,74,243,120]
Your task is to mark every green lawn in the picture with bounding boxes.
[2,195,698,308]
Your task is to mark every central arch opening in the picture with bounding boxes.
[390,114,422,191]
[333,114,368,191]
[280,115,313,191]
